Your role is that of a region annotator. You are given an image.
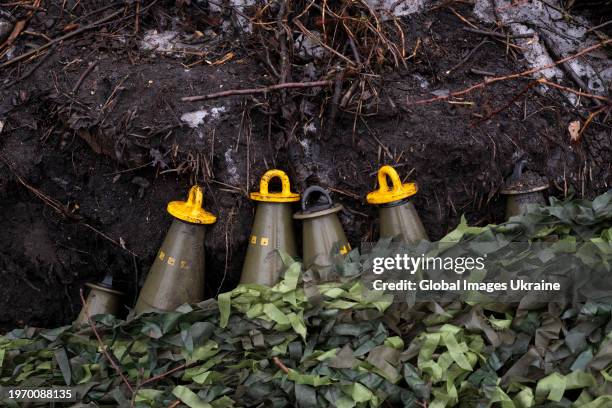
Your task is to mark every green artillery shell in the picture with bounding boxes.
[134,219,206,313]
[240,202,297,286]
[294,186,350,270]
[75,283,123,326]
[378,199,429,243]
[504,189,547,219]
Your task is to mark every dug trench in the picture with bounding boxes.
[0,1,610,331]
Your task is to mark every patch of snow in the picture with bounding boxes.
[568,61,604,92]
[303,123,317,135]
[208,106,227,119]
[209,0,255,13]
[295,33,325,59]
[181,111,208,128]
[300,137,312,157]
[140,30,179,52]
[473,0,495,23]
[224,149,240,184]
[367,0,425,16]
[4,45,15,60]
[599,67,612,84]
[513,26,563,82]
[475,0,610,105]
[413,73,430,89]
[180,107,227,128]
[210,0,256,32]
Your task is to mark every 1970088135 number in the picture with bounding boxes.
[1,387,77,402]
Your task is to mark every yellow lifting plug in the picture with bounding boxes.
[249,169,301,203]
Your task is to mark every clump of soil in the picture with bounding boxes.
[503,170,549,192]
[0,1,610,331]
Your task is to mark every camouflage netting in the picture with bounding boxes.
[1,191,612,407]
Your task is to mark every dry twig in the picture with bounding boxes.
[79,288,135,395]
[409,39,612,105]
[0,9,122,69]
[182,80,333,102]
[272,357,290,374]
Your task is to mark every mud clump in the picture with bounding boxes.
[503,170,549,193]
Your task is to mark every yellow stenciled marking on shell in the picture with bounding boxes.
[366,165,418,205]
[249,169,300,203]
[167,185,217,224]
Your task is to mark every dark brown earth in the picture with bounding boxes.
[503,170,548,192]
[0,1,610,330]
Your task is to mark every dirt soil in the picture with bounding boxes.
[0,1,610,330]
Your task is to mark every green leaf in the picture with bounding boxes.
[263,303,290,326]
[287,370,333,387]
[581,396,612,408]
[172,385,213,408]
[218,292,231,328]
[535,372,566,402]
[441,332,472,371]
[287,312,307,340]
[384,336,404,350]
[185,340,219,363]
[135,389,164,404]
[512,386,534,408]
[273,261,300,293]
[54,348,72,385]
[342,383,373,403]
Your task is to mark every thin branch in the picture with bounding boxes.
[586,20,612,33]
[473,80,539,125]
[0,153,139,257]
[575,106,608,143]
[537,78,610,102]
[539,32,599,105]
[272,357,290,374]
[72,61,98,94]
[80,288,135,395]
[409,39,611,105]
[0,9,123,69]
[181,80,333,102]
[463,27,534,39]
[139,362,198,387]
[446,39,489,75]
[2,46,54,88]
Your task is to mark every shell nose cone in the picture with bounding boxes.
[167,185,217,224]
